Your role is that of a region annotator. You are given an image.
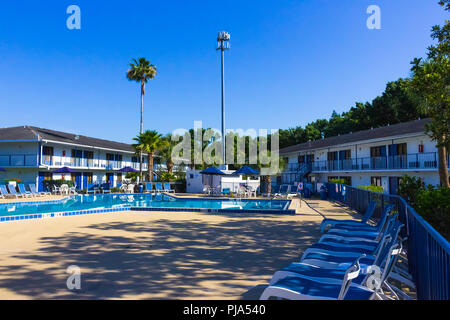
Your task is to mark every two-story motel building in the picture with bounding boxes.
[0,126,148,192]
[277,118,449,194]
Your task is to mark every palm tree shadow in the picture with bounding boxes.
[0,213,321,299]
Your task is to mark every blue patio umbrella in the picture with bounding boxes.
[232,165,259,176]
[52,166,78,173]
[199,166,226,175]
[117,166,139,173]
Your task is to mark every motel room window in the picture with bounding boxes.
[370,145,387,157]
[371,176,382,187]
[43,146,53,156]
[84,173,93,184]
[339,150,351,160]
[83,151,94,159]
[327,152,338,161]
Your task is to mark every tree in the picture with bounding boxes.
[160,134,177,173]
[126,58,157,179]
[410,2,450,187]
[133,130,166,182]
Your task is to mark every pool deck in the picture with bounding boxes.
[0,194,359,299]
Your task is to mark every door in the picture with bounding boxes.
[327,151,338,170]
[71,173,81,190]
[82,172,93,189]
[106,173,114,187]
[389,177,399,195]
[38,172,52,192]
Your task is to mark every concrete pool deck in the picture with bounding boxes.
[0,195,359,299]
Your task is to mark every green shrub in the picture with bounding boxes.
[397,175,425,208]
[329,178,346,184]
[358,185,384,193]
[416,186,450,240]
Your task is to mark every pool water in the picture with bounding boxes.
[0,194,291,217]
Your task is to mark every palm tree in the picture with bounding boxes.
[133,130,166,182]
[126,57,157,179]
[160,134,177,173]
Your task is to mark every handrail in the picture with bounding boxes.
[326,182,449,300]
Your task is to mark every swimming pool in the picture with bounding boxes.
[0,194,293,219]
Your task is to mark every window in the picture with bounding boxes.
[371,176,382,186]
[84,172,93,184]
[339,150,351,160]
[370,146,386,157]
[43,146,53,156]
[42,172,52,180]
[327,151,337,161]
[84,151,94,159]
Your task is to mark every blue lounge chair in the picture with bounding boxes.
[18,184,33,198]
[87,183,98,194]
[260,255,375,300]
[320,201,377,233]
[101,183,111,194]
[163,183,175,193]
[145,182,154,193]
[28,183,47,196]
[326,204,394,236]
[155,182,163,193]
[0,185,8,199]
[272,185,289,198]
[7,185,23,198]
[301,218,400,260]
[267,240,404,300]
[300,221,403,269]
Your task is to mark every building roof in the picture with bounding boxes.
[0,126,136,153]
[280,118,431,155]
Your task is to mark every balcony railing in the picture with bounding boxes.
[284,152,449,173]
[40,155,148,170]
[0,154,37,167]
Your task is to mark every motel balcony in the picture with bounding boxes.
[283,152,449,173]
[0,154,148,170]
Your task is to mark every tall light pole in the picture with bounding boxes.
[216,31,230,167]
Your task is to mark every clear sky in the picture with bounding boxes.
[0,0,447,144]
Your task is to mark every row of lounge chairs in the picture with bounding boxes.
[143,182,175,194]
[116,182,175,194]
[263,185,300,199]
[0,183,50,199]
[260,201,413,300]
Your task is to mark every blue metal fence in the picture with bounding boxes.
[326,182,450,300]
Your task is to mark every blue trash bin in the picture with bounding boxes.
[319,185,327,200]
[304,187,311,198]
[138,184,143,193]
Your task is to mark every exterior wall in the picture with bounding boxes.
[186,170,260,194]
[0,139,149,191]
[0,141,39,167]
[278,132,444,194]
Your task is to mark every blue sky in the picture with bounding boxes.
[0,0,447,144]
